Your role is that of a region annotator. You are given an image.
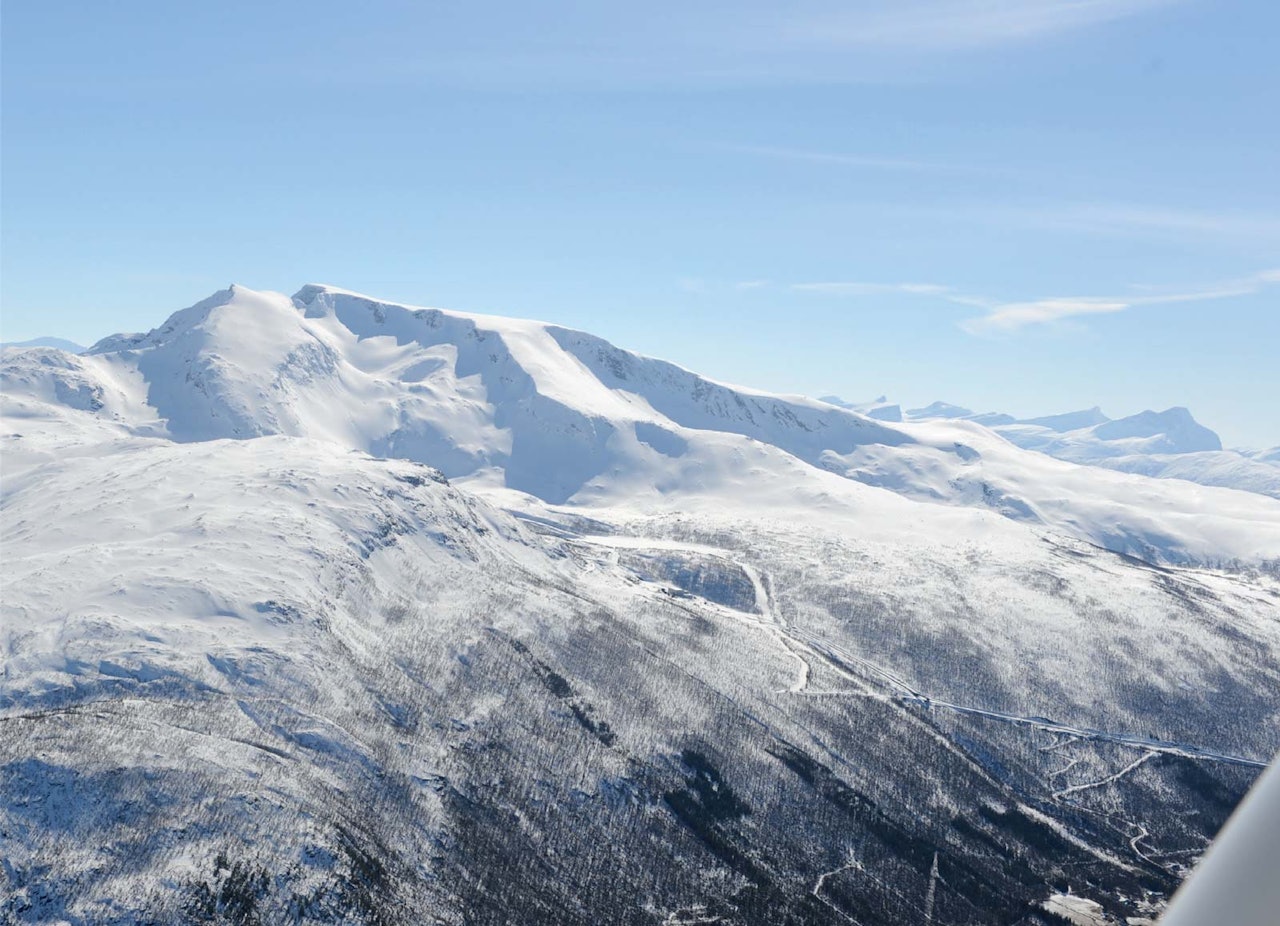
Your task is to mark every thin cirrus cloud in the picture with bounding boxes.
[789,270,1280,333]
[792,281,956,296]
[720,145,962,174]
[998,203,1280,241]
[963,269,1280,333]
[373,0,1184,88]
[781,0,1182,51]
[962,298,1131,332]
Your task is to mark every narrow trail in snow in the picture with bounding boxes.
[1054,751,1158,800]
[810,855,862,924]
[568,534,813,692]
[570,533,1269,771]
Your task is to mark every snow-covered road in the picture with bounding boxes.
[572,533,1269,771]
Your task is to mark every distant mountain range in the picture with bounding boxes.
[823,394,1280,500]
[0,335,85,353]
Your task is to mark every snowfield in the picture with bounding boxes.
[2,284,1277,924]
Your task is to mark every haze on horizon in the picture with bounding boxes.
[2,0,1277,447]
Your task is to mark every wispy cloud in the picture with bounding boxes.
[961,269,1280,333]
[875,201,1280,244]
[783,0,1181,51]
[321,1,1184,90]
[791,280,993,309]
[723,144,962,173]
[962,298,1130,332]
[1010,203,1280,240]
[789,269,1280,334]
[792,281,954,296]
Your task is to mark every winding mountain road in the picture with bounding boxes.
[571,532,1268,771]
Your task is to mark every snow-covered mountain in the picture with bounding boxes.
[4,285,1279,924]
[6,284,1277,565]
[832,395,1280,501]
[0,336,85,353]
[819,394,904,422]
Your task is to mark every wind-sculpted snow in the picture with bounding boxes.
[4,284,1280,923]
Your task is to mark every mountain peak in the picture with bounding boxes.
[86,285,253,354]
[1092,407,1221,453]
[907,400,974,419]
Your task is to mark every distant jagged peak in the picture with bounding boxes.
[864,404,905,422]
[1018,406,1111,433]
[1092,406,1222,453]
[817,395,903,422]
[907,400,974,419]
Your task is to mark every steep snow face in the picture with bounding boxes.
[86,286,355,445]
[544,324,911,458]
[7,283,1277,565]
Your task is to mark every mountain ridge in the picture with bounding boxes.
[7,282,1272,567]
[827,392,1280,501]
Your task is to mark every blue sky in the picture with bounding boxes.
[3,0,1278,446]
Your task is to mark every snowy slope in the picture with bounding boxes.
[4,283,1272,565]
[5,431,1278,923]
[5,284,1280,923]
